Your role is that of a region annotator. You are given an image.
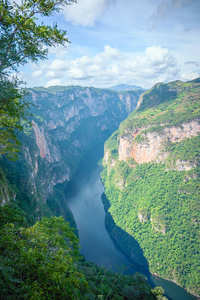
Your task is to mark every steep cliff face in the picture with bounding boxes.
[0,86,142,224]
[118,120,200,166]
[26,86,141,195]
[102,79,200,297]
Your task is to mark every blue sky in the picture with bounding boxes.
[19,0,200,89]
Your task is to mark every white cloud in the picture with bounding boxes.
[34,45,179,88]
[184,61,200,67]
[49,59,70,71]
[134,46,178,76]
[46,70,56,78]
[118,45,179,87]
[15,0,199,90]
[62,0,110,27]
[181,71,199,80]
[67,45,121,81]
[46,79,62,87]
[32,70,42,78]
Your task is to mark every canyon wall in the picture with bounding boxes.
[27,86,142,196]
[118,120,200,167]
[0,86,142,224]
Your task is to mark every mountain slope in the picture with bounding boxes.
[101,79,200,297]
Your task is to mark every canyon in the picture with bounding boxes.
[0,85,143,223]
[1,79,199,299]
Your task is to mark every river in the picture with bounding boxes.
[65,144,196,300]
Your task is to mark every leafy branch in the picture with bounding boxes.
[0,0,76,159]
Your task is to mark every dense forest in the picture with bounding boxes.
[102,78,200,298]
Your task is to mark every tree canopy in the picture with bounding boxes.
[0,216,87,299]
[0,0,76,159]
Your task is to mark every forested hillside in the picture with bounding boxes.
[102,78,200,298]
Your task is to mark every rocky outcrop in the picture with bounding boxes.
[32,121,48,159]
[32,121,61,163]
[175,159,196,171]
[138,211,150,223]
[137,211,166,234]
[118,135,133,161]
[103,148,110,165]
[118,120,200,165]
[150,217,166,234]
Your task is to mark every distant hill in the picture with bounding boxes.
[32,85,82,93]
[32,84,145,93]
[108,84,145,92]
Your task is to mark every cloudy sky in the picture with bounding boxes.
[20,0,200,89]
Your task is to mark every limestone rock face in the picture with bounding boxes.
[118,135,133,161]
[118,120,200,165]
[32,121,61,162]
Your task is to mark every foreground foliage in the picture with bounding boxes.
[0,215,166,300]
[0,79,30,160]
[0,216,86,299]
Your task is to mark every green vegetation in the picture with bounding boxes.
[0,216,86,299]
[0,140,78,228]
[0,79,30,160]
[78,261,167,300]
[0,213,167,300]
[102,79,200,297]
[0,0,74,73]
[0,129,48,225]
[0,86,168,299]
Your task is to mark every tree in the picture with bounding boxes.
[0,0,76,159]
[0,216,87,299]
[0,77,28,159]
